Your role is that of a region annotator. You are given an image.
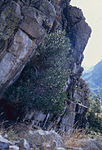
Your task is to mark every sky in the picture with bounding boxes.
[71,0,102,69]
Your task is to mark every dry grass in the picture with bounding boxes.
[0,118,102,150]
[95,112,102,118]
[0,120,28,141]
[62,129,86,149]
[0,119,8,135]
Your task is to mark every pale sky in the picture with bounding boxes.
[71,0,102,69]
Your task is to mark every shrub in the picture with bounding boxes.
[4,30,71,116]
[87,93,102,133]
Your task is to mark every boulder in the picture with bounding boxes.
[0,29,36,95]
[24,129,65,149]
[20,6,46,39]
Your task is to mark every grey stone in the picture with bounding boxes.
[20,6,46,39]
[0,135,12,150]
[9,145,19,150]
[60,102,76,132]
[23,139,30,149]
[66,147,83,150]
[55,148,66,150]
[81,139,102,150]
[0,141,9,150]
[0,29,36,94]
[24,110,46,126]
[0,135,12,144]
[0,0,56,96]
[0,1,21,40]
[25,130,64,149]
[34,112,46,122]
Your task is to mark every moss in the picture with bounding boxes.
[4,30,71,116]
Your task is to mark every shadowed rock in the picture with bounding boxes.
[0,0,56,96]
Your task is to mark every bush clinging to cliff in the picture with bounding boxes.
[4,30,71,115]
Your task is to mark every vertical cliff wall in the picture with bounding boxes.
[0,0,91,130]
[0,0,91,96]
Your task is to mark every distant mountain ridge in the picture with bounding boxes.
[82,60,102,97]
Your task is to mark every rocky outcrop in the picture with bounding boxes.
[0,129,65,150]
[0,129,102,150]
[61,2,91,101]
[24,130,64,149]
[0,0,56,95]
[23,101,88,132]
[59,101,88,131]
[0,0,91,96]
[0,0,91,132]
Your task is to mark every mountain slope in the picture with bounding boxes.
[82,60,102,96]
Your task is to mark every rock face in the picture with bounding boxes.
[59,101,88,132]
[0,0,91,96]
[0,0,56,95]
[0,0,91,131]
[22,101,88,131]
[61,3,91,101]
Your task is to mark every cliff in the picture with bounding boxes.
[0,0,91,132]
[0,0,91,95]
[1,1,102,150]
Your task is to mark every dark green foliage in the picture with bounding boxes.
[4,30,71,115]
[87,93,102,133]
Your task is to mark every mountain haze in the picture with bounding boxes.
[82,60,102,97]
